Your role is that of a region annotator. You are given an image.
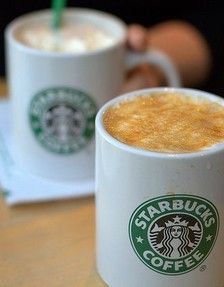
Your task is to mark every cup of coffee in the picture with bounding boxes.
[5,8,180,181]
[95,87,224,286]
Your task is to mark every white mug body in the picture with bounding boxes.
[95,88,224,287]
[5,8,126,180]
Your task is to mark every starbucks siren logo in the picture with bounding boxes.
[129,195,219,275]
[29,87,97,154]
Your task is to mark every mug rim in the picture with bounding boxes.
[96,87,224,159]
[5,7,127,58]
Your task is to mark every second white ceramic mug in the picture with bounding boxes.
[5,8,180,181]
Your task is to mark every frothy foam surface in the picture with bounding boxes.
[16,23,116,53]
[103,92,224,153]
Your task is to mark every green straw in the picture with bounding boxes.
[52,0,67,29]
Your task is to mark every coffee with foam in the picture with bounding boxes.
[15,22,116,53]
[103,92,224,153]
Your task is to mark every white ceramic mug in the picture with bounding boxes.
[95,87,224,287]
[5,8,180,181]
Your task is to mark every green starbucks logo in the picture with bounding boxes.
[29,87,97,154]
[129,194,219,275]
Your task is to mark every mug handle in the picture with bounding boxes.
[126,49,181,87]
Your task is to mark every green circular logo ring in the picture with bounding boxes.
[29,87,97,154]
[129,194,219,275]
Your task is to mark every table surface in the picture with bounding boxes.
[0,79,105,287]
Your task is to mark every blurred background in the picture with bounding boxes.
[0,0,223,94]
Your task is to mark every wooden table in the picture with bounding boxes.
[0,79,105,287]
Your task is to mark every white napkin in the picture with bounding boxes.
[0,99,94,205]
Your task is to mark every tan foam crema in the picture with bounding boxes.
[103,92,224,153]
